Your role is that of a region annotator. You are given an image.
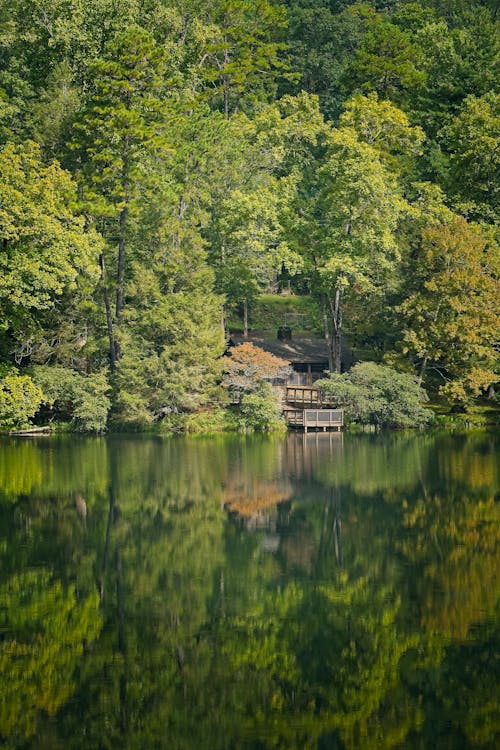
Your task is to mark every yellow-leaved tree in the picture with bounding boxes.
[399,216,500,402]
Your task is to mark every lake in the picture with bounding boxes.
[0,431,498,749]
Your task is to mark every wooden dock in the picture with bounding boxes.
[285,408,343,432]
[282,386,343,431]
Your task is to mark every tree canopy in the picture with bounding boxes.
[0,0,498,431]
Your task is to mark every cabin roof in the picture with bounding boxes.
[229,333,329,364]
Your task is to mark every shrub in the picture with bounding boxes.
[0,371,44,430]
[238,386,285,432]
[184,408,238,434]
[317,362,433,429]
[33,366,110,432]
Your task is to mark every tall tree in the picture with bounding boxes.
[398,216,500,401]
[194,0,289,118]
[207,93,322,333]
[291,126,406,371]
[71,25,171,368]
[344,18,426,105]
[0,140,101,362]
[439,92,500,222]
[338,92,425,176]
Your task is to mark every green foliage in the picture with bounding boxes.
[439,92,500,221]
[33,365,110,432]
[282,2,379,119]
[113,261,224,422]
[345,18,426,103]
[0,0,498,424]
[398,217,500,403]
[207,93,322,315]
[317,362,433,428]
[238,385,285,432]
[195,0,290,117]
[0,370,44,430]
[184,408,238,434]
[0,140,101,335]
[339,92,425,175]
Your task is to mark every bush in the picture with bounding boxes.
[0,371,44,430]
[33,366,110,432]
[238,386,285,432]
[317,362,433,429]
[184,408,238,434]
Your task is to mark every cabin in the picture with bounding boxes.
[230,327,329,386]
[229,328,345,431]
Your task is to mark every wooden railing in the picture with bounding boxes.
[285,409,343,431]
[285,410,305,427]
[286,386,322,406]
[303,409,343,430]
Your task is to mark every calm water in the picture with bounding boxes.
[0,431,499,750]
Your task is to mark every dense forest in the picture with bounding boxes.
[0,0,498,431]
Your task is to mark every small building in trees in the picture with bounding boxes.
[226,332,345,431]
[230,328,330,386]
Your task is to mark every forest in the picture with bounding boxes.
[0,0,499,432]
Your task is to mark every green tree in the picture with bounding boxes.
[317,362,433,428]
[0,140,101,356]
[345,19,425,104]
[339,92,425,176]
[195,0,289,118]
[207,93,321,333]
[398,216,500,401]
[70,24,171,369]
[292,126,406,371]
[439,93,500,222]
[106,100,227,423]
[281,2,378,119]
[408,6,499,145]
[32,365,110,432]
[0,370,43,430]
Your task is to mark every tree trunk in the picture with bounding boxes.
[243,299,248,338]
[99,254,117,371]
[321,295,334,371]
[221,306,226,339]
[331,284,343,374]
[324,283,343,374]
[115,205,127,320]
[222,48,230,119]
[418,355,428,387]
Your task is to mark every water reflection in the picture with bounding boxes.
[0,431,498,749]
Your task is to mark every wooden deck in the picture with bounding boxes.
[285,408,343,432]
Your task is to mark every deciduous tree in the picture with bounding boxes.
[399,216,500,401]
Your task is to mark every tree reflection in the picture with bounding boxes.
[0,431,498,749]
[0,571,101,744]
